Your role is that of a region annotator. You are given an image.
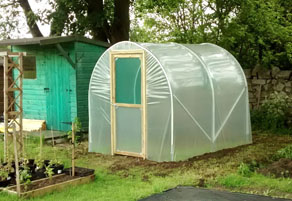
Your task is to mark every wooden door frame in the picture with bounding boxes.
[110,50,146,159]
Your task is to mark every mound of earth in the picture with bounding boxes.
[259,158,292,178]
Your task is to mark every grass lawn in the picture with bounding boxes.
[0,132,292,200]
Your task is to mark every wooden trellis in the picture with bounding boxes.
[0,51,26,161]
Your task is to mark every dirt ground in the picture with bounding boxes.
[71,133,292,181]
[259,158,292,178]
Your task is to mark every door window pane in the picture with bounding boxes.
[115,58,141,104]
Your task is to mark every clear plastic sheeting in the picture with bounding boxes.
[88,41,252,162]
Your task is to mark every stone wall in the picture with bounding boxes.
[244,67,292,126]
[244,67,292,110]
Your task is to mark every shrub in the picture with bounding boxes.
[251,92,292,132]
[275,145,292,160]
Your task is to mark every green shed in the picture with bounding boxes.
[0,36,109,131]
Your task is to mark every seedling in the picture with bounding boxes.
[67,117,82,143]
[20,166,31,190]
[45,165,54,180]
[0,166,9,181]
[35,158,44,170]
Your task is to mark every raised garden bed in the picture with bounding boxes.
[0,159,65,188]
[3,169,95,198]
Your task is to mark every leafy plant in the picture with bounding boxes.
[20,164,31,190]
[237,163,253,177]
[35,158,44,170]
[251,92,292,132]
[0,165,9,181]
[67,117,83,143]
[45,165,54,180]
[50,159,62,166]
[275,145,292,160]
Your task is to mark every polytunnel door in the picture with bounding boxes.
[110,50,146,159]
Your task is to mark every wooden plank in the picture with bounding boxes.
[141,52,147,159]
[114,103,141,108]
[4,174,95,198]
[110,50,145,55]
[115,151,144,158]
[4,55,9,161]
[0,52,27,56]
[110,52,115,155]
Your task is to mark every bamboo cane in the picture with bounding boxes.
[39,129,43,159]
[72,122,75,177]
[12,124,21,196]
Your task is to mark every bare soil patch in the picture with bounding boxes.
[259,158,292,178]
[107,134,292,177]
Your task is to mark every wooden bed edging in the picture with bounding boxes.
[3,174,95,198]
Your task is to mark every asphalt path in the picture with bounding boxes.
[140,186,292,201]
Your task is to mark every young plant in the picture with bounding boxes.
[45,165,54,180]
[0,165,9,181]
[237,163,253,177]
[67,117,83,143]
[275,145,292,160]
[35,158,44,170]
[20,166,31,190]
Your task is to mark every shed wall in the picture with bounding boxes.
[12,45,47,120]
[75,42,107,130]
[12,44,77,131]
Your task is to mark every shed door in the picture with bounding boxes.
[45,53,72,131]
[110,50,146,158]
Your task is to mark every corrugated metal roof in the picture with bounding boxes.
[0,35,110,47]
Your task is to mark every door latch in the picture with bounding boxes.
[44,88,50,92]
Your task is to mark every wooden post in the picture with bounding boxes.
[2,52,25,162]
[51,128,54,146]
[39,129,43,159]
[72,122,75,177]
[12,124,21,196]
[3,55,9,162]
[18,53,24,156]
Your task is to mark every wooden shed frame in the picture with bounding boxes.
[109,50,147,159]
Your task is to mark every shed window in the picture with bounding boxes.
[23,56,36,79]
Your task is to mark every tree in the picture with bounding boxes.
[1,0,131,44]
[133,0,292,69]
[49,0,130,43]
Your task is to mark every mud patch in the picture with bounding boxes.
[259,158,292,178]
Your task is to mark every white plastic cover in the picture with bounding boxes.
[88,41,252,162]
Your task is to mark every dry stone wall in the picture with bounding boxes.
[244,67,292,125]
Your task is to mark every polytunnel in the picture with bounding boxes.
[88,41,252,162]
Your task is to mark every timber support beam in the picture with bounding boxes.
[55,44,76,69]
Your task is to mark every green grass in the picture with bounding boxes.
[216,173,292,197]
[0,133,292,200]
